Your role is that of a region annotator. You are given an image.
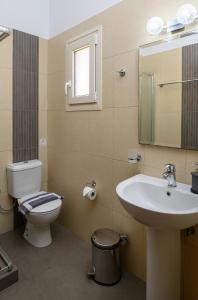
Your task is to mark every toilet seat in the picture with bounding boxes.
[18,191,62,214]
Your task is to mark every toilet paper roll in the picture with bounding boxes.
[83,186,96,201]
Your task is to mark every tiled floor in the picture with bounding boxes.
[0,224,145,300]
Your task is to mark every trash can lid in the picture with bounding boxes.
[91,228,121,250]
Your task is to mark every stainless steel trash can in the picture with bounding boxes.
[88,228,127,286]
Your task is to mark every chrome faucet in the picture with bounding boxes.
[162,164,177,187]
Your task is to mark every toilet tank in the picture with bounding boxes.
[7,160,42,199]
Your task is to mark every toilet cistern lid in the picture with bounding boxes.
[7,160,42,172]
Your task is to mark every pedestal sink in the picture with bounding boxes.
[116,174,198,300]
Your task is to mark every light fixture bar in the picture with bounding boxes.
[0,25,10,41]
[146,3,197,36]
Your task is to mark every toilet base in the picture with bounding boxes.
[24,222,52,248]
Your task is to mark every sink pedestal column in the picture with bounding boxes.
[146,227,180,300]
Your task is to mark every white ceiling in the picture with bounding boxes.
[0,0,50,38]
[0,0,121,39]
[49,0,122,38]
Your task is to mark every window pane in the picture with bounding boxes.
[74,46,90,97]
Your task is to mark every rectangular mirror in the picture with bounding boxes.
[139,31,198,150]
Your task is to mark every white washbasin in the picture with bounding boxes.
[116,174,198,300]
[116,174,198,230]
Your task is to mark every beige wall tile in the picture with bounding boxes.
[48,71,65,111]
[39,38,48,75]
[112,159,138,217]
[113,51,138,108]
[0,33,12,69]
[48,149,74,189]
[39,147,48,185]
[48,37,66,74]
[0,151,12,193]
[0,193,13,234]
[0,111,12,151]
[103,57,114,108]
[114,107,139,161]
[39,74,48,111]
[0,69,12,110]
[102,24,114,59]
[70,112,90,153]
[88,109,114,158]
[0,192,13,210]
[0,211,13,234]
[47,111,72,152]
[60,190,113,243]
[39,110,47,139]
[109,1,147,55]
[0,30,12,235]
[47,111,61,149]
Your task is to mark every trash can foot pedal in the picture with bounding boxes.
[87,267,95,278]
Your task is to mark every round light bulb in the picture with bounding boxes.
[176,4,197,25]
[146,17,164,35]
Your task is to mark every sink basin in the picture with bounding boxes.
[116,174,198,229]
[116,174,198,300]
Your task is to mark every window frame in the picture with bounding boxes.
[65,26,102,111]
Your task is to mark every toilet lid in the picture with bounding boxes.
[18,191,62,214]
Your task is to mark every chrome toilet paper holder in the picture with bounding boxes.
[86,180,96,188]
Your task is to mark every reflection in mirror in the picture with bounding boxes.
[139,72,154,144]
[139,32,198,150]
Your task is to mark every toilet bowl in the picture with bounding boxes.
[7,160,62,248]
[18,192,62,247]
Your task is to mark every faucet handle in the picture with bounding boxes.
[164,163,176,173]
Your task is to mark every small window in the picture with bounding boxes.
[65,26,102,111]
[74,46,90,97]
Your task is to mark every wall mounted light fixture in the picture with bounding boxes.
[146,3,198,35]
[0,25,10,41]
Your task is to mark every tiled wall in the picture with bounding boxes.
[182,44,198,150]
[0,32,13,234]
[38,38,48,192]
[0,32,48,234]
[13,30,39,163]
[47,0,198,298]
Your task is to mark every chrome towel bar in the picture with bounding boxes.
[158,78,198,87]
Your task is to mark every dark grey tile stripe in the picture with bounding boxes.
[182,44,198,150]
[13,30,39,162]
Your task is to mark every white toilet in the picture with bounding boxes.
[7,160,62,248]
